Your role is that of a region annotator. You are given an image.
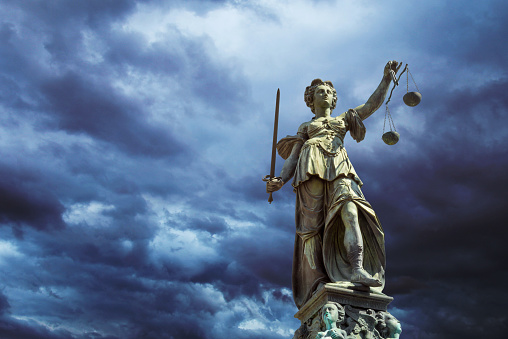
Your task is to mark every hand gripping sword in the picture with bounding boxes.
[262,88,280,204]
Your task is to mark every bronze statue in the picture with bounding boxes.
[265,61,400,309]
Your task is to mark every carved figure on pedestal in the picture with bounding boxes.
[266,61,400,308]
[293,303,402,339]
[344,306,380,339]
[375,312,402,339]
[315,302,348,339]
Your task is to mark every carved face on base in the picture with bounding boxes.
[385,313,402,335]
[322,303,339,323]
[321,302,345,327]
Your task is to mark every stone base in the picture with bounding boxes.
[293,283,401,339]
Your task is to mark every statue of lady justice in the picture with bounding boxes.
[265,61,400,309]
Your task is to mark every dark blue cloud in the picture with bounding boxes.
[0,165,65,232]
[0,292,9,316]
[0,319,73,339]
[39,71,184,157]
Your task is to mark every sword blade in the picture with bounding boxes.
[268,88,280,203]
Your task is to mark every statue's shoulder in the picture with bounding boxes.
[299,119,312,128]
[335,111,348,121]
[276,121,309,159]
[296,120,312,136]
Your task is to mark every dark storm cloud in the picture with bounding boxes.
[390,282,507,338]
[0,131,179,236]
[40,71,183,157]
[171,213,229,235]
[0,319,73,339]
[0,165,65,231]
[6,0,137,28]
[415,1,508,68]
[0,1,184,157]
[221,228,294,288]
[158,209,293,290]
[0,0,247,240]
[100,24,250,122]
[0,221,292,338]
[1,2,283,339]
[361,76,508,230]
[1,0,248,160]
[0,292,9,315]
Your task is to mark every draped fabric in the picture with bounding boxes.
[278,110,386,309]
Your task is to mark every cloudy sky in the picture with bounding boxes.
[0,0,507,338]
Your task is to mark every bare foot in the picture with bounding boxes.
[351,268,382,287]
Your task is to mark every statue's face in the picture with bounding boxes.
[385,314,402,334]
[313,85,334,109]
[322,303,339,323]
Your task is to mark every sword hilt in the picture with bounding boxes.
[263,175,283,204]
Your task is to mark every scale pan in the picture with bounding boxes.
[382,131,400,145]
[403,92,422,107]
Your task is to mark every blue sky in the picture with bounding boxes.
[0,0,507,338]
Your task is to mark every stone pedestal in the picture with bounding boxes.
[293,284,401,339]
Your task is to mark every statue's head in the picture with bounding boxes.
[385,313,402,336]
[321,302,345,326]
[375,312,402,337]
[304,79,338,114]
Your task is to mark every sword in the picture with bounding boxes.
[262,88,280,204]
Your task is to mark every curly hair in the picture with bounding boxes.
[304,78,338,114]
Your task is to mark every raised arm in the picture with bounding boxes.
[354,61,400,120]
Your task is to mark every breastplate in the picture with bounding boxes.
[305,118,346,156]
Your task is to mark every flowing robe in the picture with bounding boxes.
[277,110,386,309]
